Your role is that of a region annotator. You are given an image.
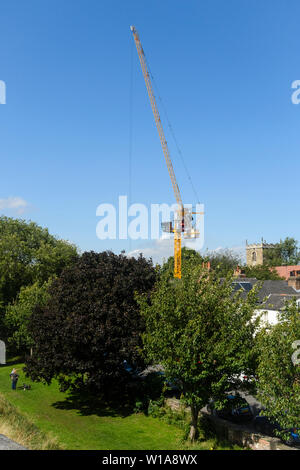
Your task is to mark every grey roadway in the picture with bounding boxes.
[0,434,26,450]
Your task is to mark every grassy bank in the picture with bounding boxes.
[0,393,62,449]
[0,361,240,450]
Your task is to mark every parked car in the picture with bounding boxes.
[208,393,253,423]
[155,371,181,397]
[253,415,280,436]
[254,415,300,447]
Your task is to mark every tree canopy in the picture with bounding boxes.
[5,279,52,354]
[138,261,260,440]
[244,264,283,280]
[24,251,157,396]
[205,249,242,277]
[160,247,203,278]
[160,247,242,279]
[256,300,300,438]
[0,217,78,306]
[264,237,300,266]
[0,217,78,345]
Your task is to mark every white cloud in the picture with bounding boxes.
[127,237,205,265]
[127,241,246,266]
[127,238,174,265]
[0,197,29,214]
[204,245,246,264]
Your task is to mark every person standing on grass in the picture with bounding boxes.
[10,368,19,390]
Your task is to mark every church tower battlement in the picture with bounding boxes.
[246,239,275,266]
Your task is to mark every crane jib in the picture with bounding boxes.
[131,25,184,279]
[130,26,183,209]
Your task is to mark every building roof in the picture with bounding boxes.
[260,293,300,311]
[232,277,300,311]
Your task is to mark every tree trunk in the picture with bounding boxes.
[189,404,199,442]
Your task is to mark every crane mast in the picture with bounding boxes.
[130,25,183,278]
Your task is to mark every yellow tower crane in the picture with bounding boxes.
[130,25,200,279]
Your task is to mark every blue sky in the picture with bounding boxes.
[1,0,300,263]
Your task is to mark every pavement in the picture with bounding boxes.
[0,434,26,450]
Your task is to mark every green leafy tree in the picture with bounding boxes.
[160,247,203,278]
[161,248,242,279]
[0,217,78,305]
[138,262,260,441]
[256,300,300,439]
[0,217,78,339]
[5,279,52,354]
[244,265,283,280]
[205,249,242,277]
[24,251,157,397]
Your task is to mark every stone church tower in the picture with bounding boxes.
[246,239,275,267]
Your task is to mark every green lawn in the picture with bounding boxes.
[0,361,216,450]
